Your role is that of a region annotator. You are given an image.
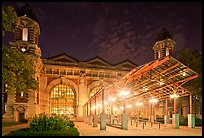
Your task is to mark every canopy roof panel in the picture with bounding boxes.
[84,55,198,106]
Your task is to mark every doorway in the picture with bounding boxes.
[19,112,25,123]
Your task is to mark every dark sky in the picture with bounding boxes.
[3,2,202,65]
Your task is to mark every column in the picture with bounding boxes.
[151,103,154,122]
[164,98,169,124]
[93,97,98,127]
[110,104,114,125]
[188,94,195,128]
[172,85,179,129]
[89,101,93,125]
[149,103,152,121]
[78,76,88,121]
[121,100,128,130]
[85,104,89,124]
[100,88,106,130]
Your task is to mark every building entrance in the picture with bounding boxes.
[18,112,25,123]
[50,84,76,116]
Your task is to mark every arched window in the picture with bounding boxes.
[166,48,169,56]
[90,86,102,97]
[157,51,160,59]
[22,28,28,41]
[50,84,75,116]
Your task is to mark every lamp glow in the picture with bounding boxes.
[120,106,124,110]
[170,94,179,99]
[21,48,26,52]
[149,98,158,103]
[126,105,132,108]
[108,97,116,101]
[136,102,143,106]
[119,90,129,97]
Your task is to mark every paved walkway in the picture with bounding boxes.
[75,121,202,136]
[2,123,30,136]
[2,121,202,136]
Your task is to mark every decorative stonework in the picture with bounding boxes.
[46,78,79,95]
[13,104,28,112]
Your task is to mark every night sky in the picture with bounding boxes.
[3,2,202,65]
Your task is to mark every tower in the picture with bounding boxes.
[8,4,43,121]
[153,28,176,60]
[9,3,41,57]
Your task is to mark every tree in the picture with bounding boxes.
[2,5,17,37]
[2,46,38,94]
[177,48,202,115]
[2,5,38,115]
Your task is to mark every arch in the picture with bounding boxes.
[22,28,28,41]
[46,78,78,95]
[46,78,79,116]
[87,80,109,96]
[50,84,75,116]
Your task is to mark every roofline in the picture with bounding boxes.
[46,53,79,62]
[114,59,138,66]
[82,56,113,66]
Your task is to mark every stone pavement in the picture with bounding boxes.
[2,123,30,136]
[74,121,202,136]
[2,121,202,136]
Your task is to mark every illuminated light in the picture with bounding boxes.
[91,106,96,110]
[20,92,24,97]
[182,72,186,76]
[183,69,188,72]
[149,98,158,103]
[21,48,26,52]
[104,101,108,105]
[60,110,64,114]
[96,104,101,107]
[119,90,129,97]
[136,102,143,106]
[142,86,148,91]
[126,105,132,108]
[159,81,165,85]
[120,106,124,110]
[113,108,118,111]
[108,97,116,101]
[170,94,179,99]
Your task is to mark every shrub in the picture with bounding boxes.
[179,117,202,126]
[68,121,75,127]
[5,128,80,136]
[30,113,71,131]
[195,118,202,126]
[179,117,188,126]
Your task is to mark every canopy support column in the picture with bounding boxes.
[188,93,195,128]
[100,88,106,130]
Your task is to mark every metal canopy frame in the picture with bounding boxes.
[84,55,198,106]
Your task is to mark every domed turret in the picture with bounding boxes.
[153,28,175,60]
[16,3,38,23]
[10,3,41,57]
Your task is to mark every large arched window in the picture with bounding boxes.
[90,86,102,97]
[22,28,28,41]
[50,84,75,116]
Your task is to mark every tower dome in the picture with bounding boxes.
[10,3,41,57]
[16,3,38,23]
[154,27,173,43]
[153,28,176,60]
